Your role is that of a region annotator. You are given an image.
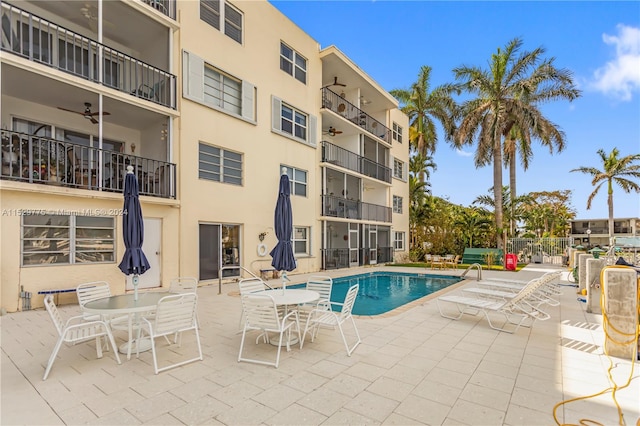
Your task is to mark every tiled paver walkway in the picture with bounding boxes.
[1,265,638,425]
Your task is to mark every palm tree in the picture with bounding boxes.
[451,38,580,249]
[454,207,493,248]
[571,148,640,238]
[390,65,456,183]
[409,153,437,183]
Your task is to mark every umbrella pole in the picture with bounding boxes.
[133,274,139,301]
[281,271,289,295]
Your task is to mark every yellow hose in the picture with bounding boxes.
[552,265,639,426]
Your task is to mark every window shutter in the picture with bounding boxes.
[308,114,317,146]
[271,96,282,132]
[183,50,204,102]
[241,81,255,121]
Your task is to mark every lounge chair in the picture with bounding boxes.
[436,274,553,333]
[472,271,563,306]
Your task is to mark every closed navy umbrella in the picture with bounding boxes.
[270,168,296,292]
[118,165,150,300]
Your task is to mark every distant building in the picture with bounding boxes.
[569,218,640,247]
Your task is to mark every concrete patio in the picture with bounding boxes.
[1,264,638,425]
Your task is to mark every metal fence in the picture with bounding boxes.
[507,237,574,265]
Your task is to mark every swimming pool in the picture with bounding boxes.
[292,271,462,315]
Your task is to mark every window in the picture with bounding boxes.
[393,158,405,180]
[22,214,115,266]
[393,195,403,214]
[280,42,307,84]
[282,104,307,140]
[271,96,317,146]
[293,226,310,255]
[200,0,243,43]
[199,143,242,185]
[183,51,256,122]
[224,3,243,43]
[282,165,307,197]
[204,65,241,115]
[394,231,405,251]
[392,122,403,143]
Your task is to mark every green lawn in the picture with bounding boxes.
[388,262,526,272]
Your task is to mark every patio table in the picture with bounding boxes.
[258,289,319,346]
[83,291,170,360]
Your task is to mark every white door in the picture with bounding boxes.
[126,217,161,290]
[369,227,377,265]
[349,225,359,267]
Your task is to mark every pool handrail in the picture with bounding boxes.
[461,263,483,281]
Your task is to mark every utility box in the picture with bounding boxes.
[578,253,594,293]
[505,253,517,271]
[602,267,639,360]
[585,258,606,314]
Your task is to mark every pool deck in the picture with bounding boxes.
[1,264,638,425]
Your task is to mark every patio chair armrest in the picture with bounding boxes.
[65,314,94,327]
[282,309,299,324]
[64,319,108,331]
[315,298,331,309]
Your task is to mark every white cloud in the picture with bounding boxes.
[590,24,640,101]
[455,149,472,157]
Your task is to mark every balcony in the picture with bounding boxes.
[322,141,391,184]
[322,195,391,223]
[141,0,176,19]
[321,247,393,270]
[1,130,175,199]
[321,87,390,144]
[1,2,176,109]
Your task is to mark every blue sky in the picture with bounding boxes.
[271,0,640,220]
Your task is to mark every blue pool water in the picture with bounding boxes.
[291,271,462,315]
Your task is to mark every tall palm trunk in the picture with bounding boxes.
[607,180,614,241]
[493,142,504,250]
[509,141,516,237]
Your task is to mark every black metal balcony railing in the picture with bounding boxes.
[322,141,391,184]
[1,2,176,109]
[141,0,176,19]
[321,247,393,270]
[322,195,392,223]
[1,130,176,199]
[321,87,391,144]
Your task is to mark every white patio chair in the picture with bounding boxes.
[43,294,121,380]
[301,283,361,356]
[237,277,277,332]
[436,274,553,333]
[136,293,202,374]
[76,281,129,346]
[303,275,333,310]
[76,281,111,321]
[297,276,333,338]
[238,293,300,368]
[169,277,199,329]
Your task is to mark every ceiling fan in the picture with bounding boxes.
[326,76,346,88]
[323,126,343,137]
[57,102,111,125]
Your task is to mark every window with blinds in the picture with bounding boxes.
[198,143,243,186]
[200,0,242,44]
